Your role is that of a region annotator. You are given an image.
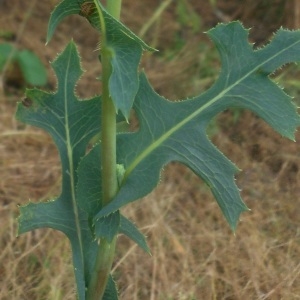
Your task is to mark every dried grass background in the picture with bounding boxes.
[1,0,300,299]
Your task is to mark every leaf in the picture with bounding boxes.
[119,215,151,255]
[0,43,14,70]
[86,1,154,51]
[77,143,150,252]
[92,2,155,119]
[95,211,120,242]
[47,0,155,119]
[103,275,119,300]
[0,44,47,86]
[95,22,300,230]
[16,41,102,300]
[16,50,47,86]
[47,0,80,44]
[76,144,103,217]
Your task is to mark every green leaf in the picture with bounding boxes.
[76,144,102,217]
[16,50,47,86]
[16,41,102,300]
[103,275,119,300]
[79,1,154,51]
[119,215,151,255]
[0,43,14,70]
[91,2,155,119]
[47,0,155,119]
[77,143,150,252]
[95,211,120,242]
[95,22,300,230]
[0,44,47,86]
[47,0,80,43]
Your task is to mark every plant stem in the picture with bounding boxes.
[101,51,118,208]
[86,0,122,299]
[86,237,117,299]
[106,0,122,19]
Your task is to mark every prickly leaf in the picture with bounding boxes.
[95,22,300,230]
[16,41,101,300]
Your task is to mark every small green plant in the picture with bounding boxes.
[0,43,47,87]
[15,0,300,299]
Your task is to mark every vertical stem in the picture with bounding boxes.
[86,1,122,299]
[106,0,122,19]
[101,51,118,208]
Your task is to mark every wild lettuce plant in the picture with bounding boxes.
[15,0,300,299]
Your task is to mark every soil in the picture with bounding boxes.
[0,0,300,299]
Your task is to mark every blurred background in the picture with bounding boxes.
[0,0,300,299]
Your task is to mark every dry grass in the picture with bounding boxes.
[1,0,300,299]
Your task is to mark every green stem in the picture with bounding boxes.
[106,0,122,19]
[86,0,122,299]
[101,48,118,208]
[86,237,117,299]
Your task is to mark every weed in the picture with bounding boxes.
[13,0,300,299]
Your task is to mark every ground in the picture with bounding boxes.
[0,0,300,299]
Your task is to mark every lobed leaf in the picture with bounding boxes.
[95,22,300,230]
[16,41,101,300]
